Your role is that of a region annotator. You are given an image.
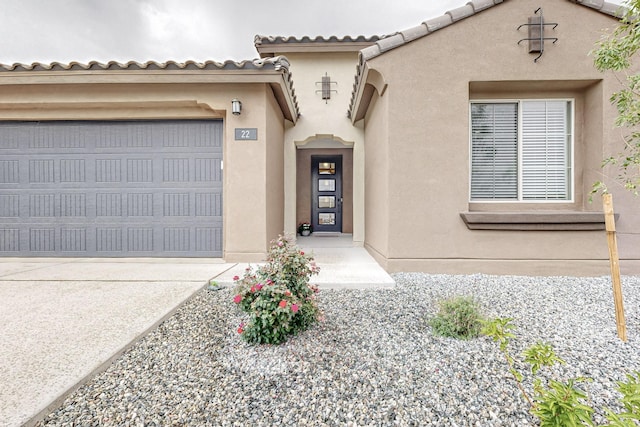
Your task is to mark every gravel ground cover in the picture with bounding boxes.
[36,273,640,426]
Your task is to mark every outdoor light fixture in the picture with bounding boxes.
[231,98,242,115]
[315,73,337,103]
[517,8,558,62]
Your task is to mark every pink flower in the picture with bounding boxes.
[250,285,256,293]
[267,279,274,286]
[278,241,283,247]
[256,283,263,290]
[279,300,287,308]
[284,290,291,297]
[291,304,299,313]
[233,294,242,304]
[300,251,305,255]
[233,275,239,281]
[237,327,244,334]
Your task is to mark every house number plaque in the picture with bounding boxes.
[235,128,258,140]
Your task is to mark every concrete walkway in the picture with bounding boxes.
[215,234,396,289]
[0,235,394,427]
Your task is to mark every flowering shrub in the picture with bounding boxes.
[233,235,320,344]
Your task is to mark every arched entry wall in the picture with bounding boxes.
[284,134,364,246]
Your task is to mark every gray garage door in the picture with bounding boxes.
[0,120,223,257]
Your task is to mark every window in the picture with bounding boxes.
[470,100,573,201]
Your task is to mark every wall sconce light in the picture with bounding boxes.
[231,98,242,115]
[517,8,558,62]
[315,73,337,104]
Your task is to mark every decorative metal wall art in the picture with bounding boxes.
[517,8,558,62]
[316,73,337,102]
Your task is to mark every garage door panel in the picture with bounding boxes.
[0,194,19,217]
[0,159,19,183]
[0,229,19,251]
[0,120,223,257]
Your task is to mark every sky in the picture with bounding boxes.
[0,0,627,65]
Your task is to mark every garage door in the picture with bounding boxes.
[0,120,223,257]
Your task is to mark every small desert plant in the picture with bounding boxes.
[429,296,484,340]
[482,317,640,427]
[233,235,320,345]
[605,371,640,426]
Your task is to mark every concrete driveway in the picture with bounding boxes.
[0,258,229,427]
[0,241,394,427]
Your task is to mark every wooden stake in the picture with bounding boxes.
[603,193,627,342]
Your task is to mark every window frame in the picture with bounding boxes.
[468,98,575,203]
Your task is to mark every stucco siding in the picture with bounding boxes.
[362,0,638,274]
[282,51,365,241]
[265,86,286,248]
[363,92,390,264]
[284,52,362,144]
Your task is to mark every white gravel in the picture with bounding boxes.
[35,274,640,426]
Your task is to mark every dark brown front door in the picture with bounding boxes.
[311,155,342,233]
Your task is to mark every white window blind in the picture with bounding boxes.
[521,101,571,200]
[470,103,518,200]
[470,100,572,201]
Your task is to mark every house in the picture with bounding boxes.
[0,0,638,275]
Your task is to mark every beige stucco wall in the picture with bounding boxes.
[0,79,289,262]
[285,52,362,142]
[360,0,639,275]
[363,93,390,262]
[282,52,365,244]
[265,86,286,249]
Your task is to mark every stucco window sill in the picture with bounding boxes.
[459,211,610,231]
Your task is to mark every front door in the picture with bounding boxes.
[311,156,342,233]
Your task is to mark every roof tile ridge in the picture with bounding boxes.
[350,0,507,119]
[569,0,626,18]
[0,57,294,72]
[362,1,506,63]
[254,34,383,45]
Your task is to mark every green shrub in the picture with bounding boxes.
[233,235,320,345]
[606,371,640,426]
[482,317,640,427]
[429,296,483,340]
[531,378,595,427]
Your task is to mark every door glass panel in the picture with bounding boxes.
[318,179,335,192]
[318,213,335,225]
[319,162,336,175]
[318,196,335,208]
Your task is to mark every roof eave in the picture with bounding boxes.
[349,61,387,123]
[256,42,378,58]
[349,60,369,124]
[0,57,300,123]
[254,35,382,58]
[347,0,626,119]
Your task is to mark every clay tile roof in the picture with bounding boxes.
[0,57,291,73]
[569,0,626,17]
[348,0,626,120]
[0,56,300,121]
[254,35,384,56]
[255,35,383,46]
